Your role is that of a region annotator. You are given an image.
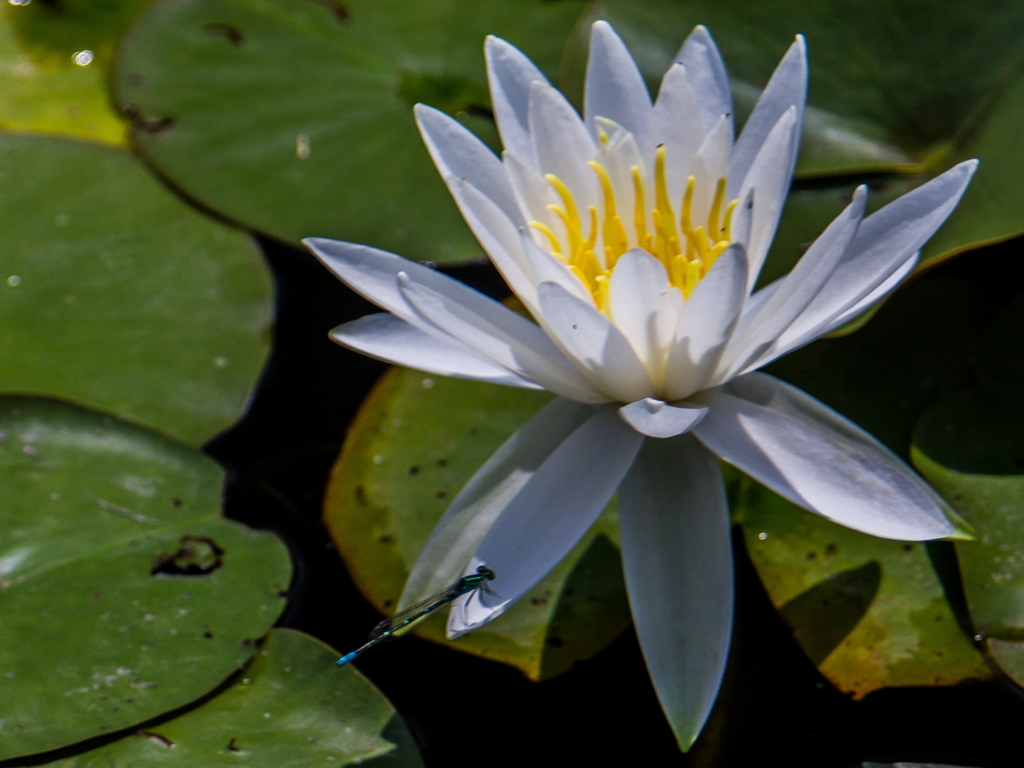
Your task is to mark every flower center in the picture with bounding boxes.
[529,146,738,310]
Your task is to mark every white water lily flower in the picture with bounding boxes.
[306,21,976,749]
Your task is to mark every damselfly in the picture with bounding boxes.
[336,565,496,666]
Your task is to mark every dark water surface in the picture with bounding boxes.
[202,235,1024,768]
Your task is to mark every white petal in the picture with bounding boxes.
[675,25,732,137]
[397,273,606,403]
[448,406,644,635]
[618,435,733,750]
[817,252,917,334]
[618,398,708,438]
[730,186,755,251]
[653,286,685,376]
[303,238,450,326]
[742,252,918,373]
[529,81,599,214]
[739,275,782,319]
[400,397,594,608]
[692,372,955,540]
[609,249,671,373]
[486,35,550,162]
[585,20,652,151]
[664,244,748,400]
[444,177,538,309]
[728,36,807,200]
[537,280,656,402]
[415,104,523,225]
[767,160,978,355]
[689,115,732,226]
[720,187,867,378]
[330,313,540,389]
[520,232,594,305]
[650,64,703,202]
[504,150,560,235]
[594,117,647,249]
[736,107,799,291]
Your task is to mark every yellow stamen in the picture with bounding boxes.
[529,221,562,256]
[684,259,700,298]
[569,264,590,288]
[546,204,579,253]
[704,241,729,273]
[670,254,687,288]
[529,149,739,311]
[651,208,669,267]
[588,161,629,265]
[588,161,616,217]
[584,205,598,252]
[631,165,648,247]
[654,146,678,263]
[545,174,583,252]
[722,199,738,241]
[692,225,711,261]
[612,215,628,256]
[578,249,603,279]
[680,175,696,236]
[594,274,611,313]
[707,177,727,236]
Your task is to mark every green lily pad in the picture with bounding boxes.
[985,637,1024,690]
[0,11,123,145]
[0,396,291,760]
[42,629,424,768]
[566,0,1024,271]
[908,278,1024,659]
[6,0,152,65]
[112,0,586,262]
[324,367,632,680]
[735,477,990,698]
[732,261,993,694]
[912,392,1024,636]
[0,1,137,145]
[0,131,272,447]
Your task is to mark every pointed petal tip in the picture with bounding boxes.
[893,516,957,541]
[675,730,700,753]
[445,623,469,641]
[960,157,980,174]
[302,235,376,254]
[847,184,869,215]
[943,509,976,541]
[484,34,509,50]
[302,236,348,267]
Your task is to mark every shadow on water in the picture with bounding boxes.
[199,235,1024,768]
